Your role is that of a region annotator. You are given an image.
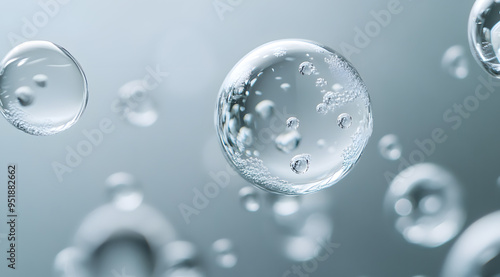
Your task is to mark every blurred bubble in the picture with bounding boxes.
[105,172,144,211]
[441,45,469,79]
[114,80,158,127]
[385,163,465,248]
[215,39,372,195]
[0,40,88,135]
[212,239,238,268]
[239,186,261,212]
[271,195,301,216]
[468,0,500,77]
[53,247,85,277]
[159,240,205,277]
[378,134,402,161]
[442,211,500,277]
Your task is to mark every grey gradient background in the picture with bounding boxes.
[0,0,499,276]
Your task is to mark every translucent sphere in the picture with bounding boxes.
[0,41,88,135]
[468,0,500,77]
[441,211,500,277]
[215,39,373,195]
[385,163,465,248]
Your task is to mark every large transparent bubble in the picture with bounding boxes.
[0,41,88,135]
[469,0,500,77]
[215,39,372,195]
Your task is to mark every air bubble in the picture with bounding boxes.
[286,117,299,129]
[290,154,311,174]
[0,41,88,135]
[212,239,237,269]
[378,134,402,161]
[337,113,352,129]
[239,186,261,212]
[215,39,372,195]
[298,61,316,75]
[105,172,144,211]
[468,0,500,77]
[385,163,465,248]
[442,45,469,79]
[114,80,158,127]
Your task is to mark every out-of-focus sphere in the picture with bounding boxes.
[215,39,372,195]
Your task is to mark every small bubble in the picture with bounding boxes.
[275,130,301,153]
[105,172,143,211]
[378,134,402,161]
[280,83,291,91]
[316,103,327,115]
[243,114,254,126]
[315,78,327,87]
[290,154,311,174]
[33,74,48,87]
[271,195,301,216]
[286,117,299,129]
[442,45,469,79]
[239,186,261,212]
[212,239,237,268]
[337,113,352,129]
[298,61,316,75]
[255,100,275,119]
[323,91,335,105]
[316,139,326,149]
[237,127,254,147]
[15,86,34,106]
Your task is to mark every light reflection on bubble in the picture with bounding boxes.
[105,172,144,211]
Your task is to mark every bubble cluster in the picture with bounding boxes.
[215,39,373,195]
[0,41,88,135]
[384,163,465,248]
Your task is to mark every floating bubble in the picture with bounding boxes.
[290,154,311,174]
[441,45,469,79]
[286,117,299,129]
[160,241,206,277]
[212,239,237,268]
[271,195,301,216]
[385,163,465,248]
[33,73,47,87]
[0,41,88,135]
[275,130,301,154]
[53,247,85,277]
[114,80,158,127]
[469,0,500,77]
[337,113,352,129]
[280,83,291,91]
[239,186,261,212]
[105,172,144,211]
[215,39,372,195]
[378,134,402,161]
[15,86,34,106]
[442,211,500,277]
[298,61,316,75]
